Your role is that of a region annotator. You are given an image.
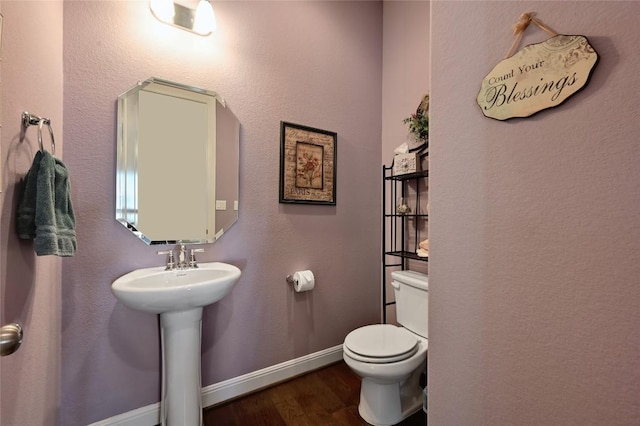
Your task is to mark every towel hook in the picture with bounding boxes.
[22,111,55,156]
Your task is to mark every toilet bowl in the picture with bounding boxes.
[343,325,427,425]
[343,270,428,426]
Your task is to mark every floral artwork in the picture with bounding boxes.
[296,143,324,189]
[279,122,336,205]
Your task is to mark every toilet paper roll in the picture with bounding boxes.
[293,270,315,292]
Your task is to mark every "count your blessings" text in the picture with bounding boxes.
[481,59,579,111]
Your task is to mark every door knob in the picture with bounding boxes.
[1,323,23,357]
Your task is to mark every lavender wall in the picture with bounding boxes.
[0,1,63,425]
[61,2,382,424]
[381,1,430,323]
[430,2,640,424]
[382,0,430,162]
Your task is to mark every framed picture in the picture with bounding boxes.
[279,121,337,205]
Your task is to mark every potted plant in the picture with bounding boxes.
[403,94,429,148]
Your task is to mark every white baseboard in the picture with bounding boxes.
[89,344,344,426]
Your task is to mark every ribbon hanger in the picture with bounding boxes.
[504,12,558,59]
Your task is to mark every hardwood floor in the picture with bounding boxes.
[204,361,426,426]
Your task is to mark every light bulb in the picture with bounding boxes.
[193,0,216,35]
[149,0,175,23]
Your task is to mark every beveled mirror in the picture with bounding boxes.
[116,77,239,245]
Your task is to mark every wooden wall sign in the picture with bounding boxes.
[477,35,598,120]
[476,13,599,121]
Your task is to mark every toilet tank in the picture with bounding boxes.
[390,270,428,338]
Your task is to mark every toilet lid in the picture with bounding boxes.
[344,324,417,360]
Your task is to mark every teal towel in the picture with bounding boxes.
[16,151,77,257]
[35,151,77,256]
[16,151,43,239]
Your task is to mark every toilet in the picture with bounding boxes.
[343,270,428,426]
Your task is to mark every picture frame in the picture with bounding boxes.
[279,121,337,205]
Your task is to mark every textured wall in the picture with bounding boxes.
[430,2,640,424]
[61,2,382,424]
[0,1,63,425]
[381,1,430,321]
[382,0,430,163]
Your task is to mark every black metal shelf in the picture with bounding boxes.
[385,251,429,262]
[382,164,428,323]
[384,170,429,181]
[384,213,429,219]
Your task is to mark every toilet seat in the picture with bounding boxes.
[344,324,418,364]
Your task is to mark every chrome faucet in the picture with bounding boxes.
[177,244,188,269]
[157,244,205,270]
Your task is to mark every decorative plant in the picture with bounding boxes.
[403,94,429,143]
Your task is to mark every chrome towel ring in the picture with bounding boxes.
[22,111,56,156]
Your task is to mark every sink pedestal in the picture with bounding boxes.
[160,308,204,426]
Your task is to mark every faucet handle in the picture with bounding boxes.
[157,250,175,270]
[188,248,205,268]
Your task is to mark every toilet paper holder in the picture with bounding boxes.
[286,270,313,285]
[285,270,315,291]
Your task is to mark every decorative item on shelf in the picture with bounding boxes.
[394,94,429,175]
[396,198,411,214]
[416,238,429,258]
[403,94,429,147]
[393,150,419,176]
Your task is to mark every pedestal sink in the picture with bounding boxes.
[111,262,241,426]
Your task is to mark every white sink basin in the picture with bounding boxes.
[111,262,241,314]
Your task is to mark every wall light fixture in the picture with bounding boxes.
[150,0,216,36]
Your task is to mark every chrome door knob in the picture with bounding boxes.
[0,323,23,357]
